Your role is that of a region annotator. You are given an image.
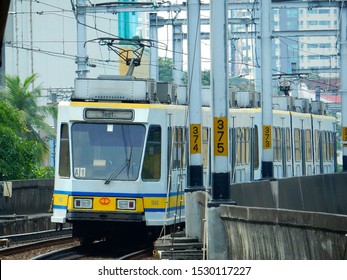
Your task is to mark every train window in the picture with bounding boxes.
[236,128,241,165]
[253,125,259,169]
[315,130,320,162]
[58,123,70,178]
[142,125,161,180]
[286,128,291,161]
[202,127,209,168]
[172,127,178,169]
[172,127,185,169]
[294,128,301,162]
[245,128,250,165]
[328,132,334,161]
[71,123,146,181]
[305,129,312,161]
[322,131,327,161]
[241,128,246,165]
[183,128,188,168]
[274,127,281,162]
[273,127,278,162]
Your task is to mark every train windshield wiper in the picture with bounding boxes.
[104,160,130,185]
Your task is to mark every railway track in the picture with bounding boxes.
[0,236,79,260]
[0,228,154,260]
[33,242,154,260]
[0,228,72,247]
[0,229,80,260]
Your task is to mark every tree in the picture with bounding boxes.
[0,101,44,180]
[158,57,211,85]
[158,57,174,83]
[0,73,55,148]
[0,74,56,179]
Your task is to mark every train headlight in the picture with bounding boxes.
[117,199,136,210]
[74,198,93,209]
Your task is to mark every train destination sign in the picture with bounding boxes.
[84,109,134,120]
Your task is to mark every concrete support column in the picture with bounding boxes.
[186,0,204,239]
[207,207,228,259]
[149,13,160,80]
[76,0,88,78]
[210,0,230,202]
[173,23,183,85]
[340,6,347,171]
[260,0,274,178]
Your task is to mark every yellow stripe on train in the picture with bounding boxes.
[53,194,69,207]
[67,196,144,212]
[143,195,185,209]
[64,195,185,212]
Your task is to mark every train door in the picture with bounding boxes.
[311,117,323,174]
[304,127,314,175]
[291,113,302,176]
[316,129,324,174]
[250,124,261,180]
[284,127,293,177]
[202,127,211,187]
[230,124,236,183]
[167,125,187,219]
[272,111,291,178]
[291,113,314,176]
[311,116,336,174]
[273,126,282,178]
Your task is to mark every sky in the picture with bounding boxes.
[4,0,212,91]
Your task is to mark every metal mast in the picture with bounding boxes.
[76,0,88,78]
[207,0,235,260]
[210,0,231,204]
[261,0,274,178]
[185,0,204,240]
[149,13,159,80]
[341,4,347,171]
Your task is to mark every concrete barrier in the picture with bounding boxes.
[0,214,56,236]
[230,173,347,215]
[0,179,54,215]
[220,206,347,260]
[204,173,347,259]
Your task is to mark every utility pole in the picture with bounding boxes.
[149,13,160,80]
[76,0,88,78]
[173,22,184,85]
[185,0,204,240]
[261,0,274,178]
[341,5,347,171]
[207,0,235,260]
[209,0,233,205]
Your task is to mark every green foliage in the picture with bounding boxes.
[0,73,56,180]
[0,73,55,142]
[158,57,174,82]
[0,106,43,180]
[29,165,55,179]
[159,57,211,86]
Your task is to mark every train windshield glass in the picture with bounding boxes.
[71,123,146,181]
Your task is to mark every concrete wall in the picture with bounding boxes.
[220,206,347,260]
[201,172,347,259]
[230,173,347,214]
[0,214,56,236]
[0,179,54,215]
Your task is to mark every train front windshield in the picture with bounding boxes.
[71,123,146,181]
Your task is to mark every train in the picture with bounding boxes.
[51,76,337,244]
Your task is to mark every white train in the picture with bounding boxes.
[51,77,336,243]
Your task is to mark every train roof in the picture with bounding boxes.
[71,77,329,116]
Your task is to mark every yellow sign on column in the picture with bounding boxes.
[190,124,201,154]
[213,117,228,156]
[342,127,347,142]
[262,125,272,149]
